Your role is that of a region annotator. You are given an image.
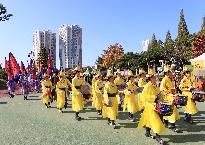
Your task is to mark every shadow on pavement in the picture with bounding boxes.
[63,110,75,113]
[118,122,137,129]
[29,96,39,98]
[0,102,7,104]
[84,116,106,120]
[162,133,205,144]
[26,98,41,101]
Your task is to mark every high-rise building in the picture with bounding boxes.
[59,24,82,69]
[142,39,149,51]
[33,30,56,67]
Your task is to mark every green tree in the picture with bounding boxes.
[164,31,174,59]
[0,3,13,21]
[174,9,193,64]
[95,56,103,69]
[36,48,48,70]
[146,34,164,66]
[148,33,158,50]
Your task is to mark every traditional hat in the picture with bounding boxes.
[139,68,146,75]
[74,65,80,71]
[43,73,49,78]
[127,70,134,77]
[59,71,65,77]
[146,67,155,78]
[96,71,102,77]
[164,65,171,72]
[80,72,84,77]
[106,70,113,77]
[183,65,191,72]
[114,69,121,76]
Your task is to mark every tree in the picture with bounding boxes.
[174,9,193,64]
[148,33,158,50]
[0,64,7,80]
[201,16,205,32]
[164,31,174,59]
[102,43,124,69]
[192,16,205,57]
[146,34,164,66]
[95,56,103,68]
[36,48,48,70]
[0,3,13,21]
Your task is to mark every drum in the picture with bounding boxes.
[192,91,205,102]
[83,94,90,100]
[155,102,173,116]
[137,87,144,93]
[46,89,51,96]
[174,94,188,106]
[104,101,112,107]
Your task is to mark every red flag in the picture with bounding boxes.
[47,56,53,75]
[9,52,20,77]
[7,60,13,81]
[5,57,8,73]
[33,63,37,79]
[20,61,27,75]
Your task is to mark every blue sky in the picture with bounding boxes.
[0,0,205,68]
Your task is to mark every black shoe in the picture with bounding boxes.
[24,96,27,100]
[171,127,181,133]
[45,104,49,108]
[97,110,102,115]
[118,105,123,111]
[164,120,169,128]
[110,122,116,129]
[145,133,155,139]
[188,119,194,124]
[156,136,164,144]
[107,118,111,125]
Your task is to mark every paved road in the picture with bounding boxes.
[0,94,205,145]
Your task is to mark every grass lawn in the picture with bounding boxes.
[0,94,205,145]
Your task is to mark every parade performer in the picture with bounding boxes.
[56,72,68,113]
[102,70,118,129]
[93,72,104,115]
[72,66,85,121]
[123,70,138,122]
[179,66,198,124]
[137,68,146,111]
[7,76,16,98]
[62,72,71,109]
[138,68,165,144]
[34,79,41,93]
[41,73,52,108]
[160,65,180,132]
[114,69,125,111]
[21,76,30,100]
[91,74,97,106]
[51,73,59,102]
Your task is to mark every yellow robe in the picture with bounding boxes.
[137,77,146,111]
[102,82,118,120]
[41,80,52,104]
[160,76,180,122]
[114,77,125,104]
[138,82,165,134]
[179,76,198,115]
[56,81,67,109]
[91,77,97,106]
[72,76,84,112]
[123,80,138,114]
[94,80,104,110]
